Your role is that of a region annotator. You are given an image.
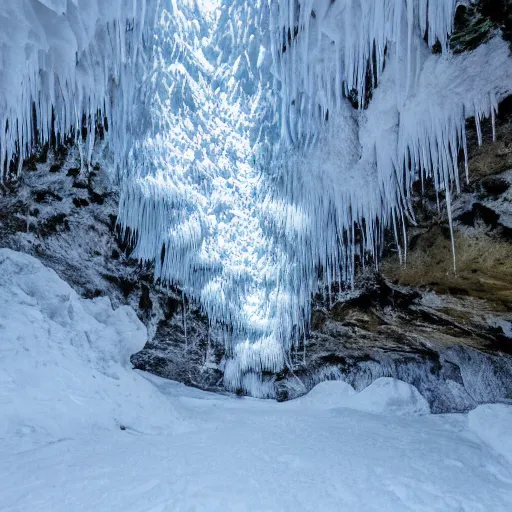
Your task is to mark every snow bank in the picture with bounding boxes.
[0,252,511,511]
[0,249,185,453]
[2,357,512,511]
[469,404,512,464]
[290,377,430,416]
[340,377,431,416]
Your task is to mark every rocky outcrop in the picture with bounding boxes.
[0,144,225,392]
[271,100,512,411]
[449,0,512,53]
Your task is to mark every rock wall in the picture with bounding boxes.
[274,98,512,411]
[0,142,226,393]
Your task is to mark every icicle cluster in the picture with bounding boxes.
[265,0,512,318]
[236,0,512,395]
[117,0,292,395]
[0,0,153,181]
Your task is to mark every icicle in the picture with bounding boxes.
[445,186,457,276]
[392,208,403,265]
[302,327,307,366]
[475,107,483,146]
[4,0,512,397]
[183,289,188,350]
[492,110,497,142]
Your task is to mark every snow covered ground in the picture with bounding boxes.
[1,249,512,511]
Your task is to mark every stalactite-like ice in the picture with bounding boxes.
[0,0,154,181]
[117,0,293,395]
[263,1,512,384]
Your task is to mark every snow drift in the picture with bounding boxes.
[0,248,185,453]
[1,249,512,511]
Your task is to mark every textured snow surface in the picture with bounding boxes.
[469,404,512,465]
[1,250,512,511]
[0,248,188,450]
[2,1,512,394]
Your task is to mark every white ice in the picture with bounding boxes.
[1,249,512,512]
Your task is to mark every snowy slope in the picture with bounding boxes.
[1,250,512,511]
[0,249,188,455]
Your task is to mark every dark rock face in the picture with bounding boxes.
[0,146,226,393]
[275,273,512,412]
[482,176,510,196]
[130,283,225,390]
[450,0,512,53]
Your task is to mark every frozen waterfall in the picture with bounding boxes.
[1,0,512,395]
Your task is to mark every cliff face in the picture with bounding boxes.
[126,92,512,410]
[272,99,512,411]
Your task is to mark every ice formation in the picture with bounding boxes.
[0,0,155,182]
[1,0,512,395]
[267,0,512,292]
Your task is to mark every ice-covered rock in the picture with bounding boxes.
[1,0,512,396]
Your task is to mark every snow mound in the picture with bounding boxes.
[341,378,431,416]
[290,378,430,416]
[0,249,186,453]
[469,404,512,464]
[286,380,357,409]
